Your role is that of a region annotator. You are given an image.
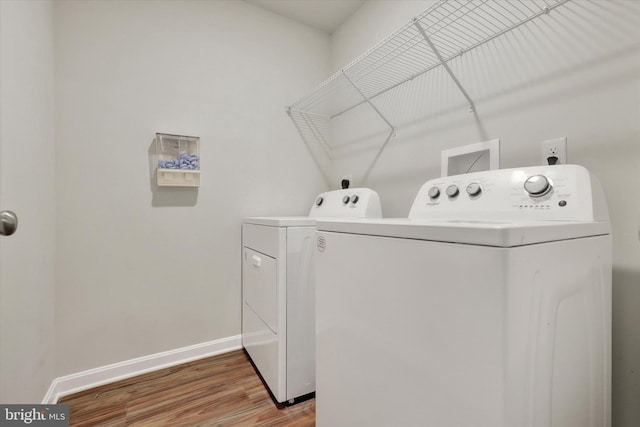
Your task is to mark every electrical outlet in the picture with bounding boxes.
[340,174,353,189]
[541,137,567,165]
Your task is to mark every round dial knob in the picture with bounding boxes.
[524,175,552,197]
[315,196,324,206]
[466,183,482,197]
[351,195,360,204]
[445,185,459,198]
[342,195,350,204]
[427,187,440,199]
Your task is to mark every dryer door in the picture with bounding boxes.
[243,247,278,333]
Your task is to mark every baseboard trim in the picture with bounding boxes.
[42,334,242,404]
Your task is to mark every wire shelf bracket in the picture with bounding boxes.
[413,18,475,113]
[342,69,396,136]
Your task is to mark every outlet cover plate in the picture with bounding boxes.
[541,137,567,165]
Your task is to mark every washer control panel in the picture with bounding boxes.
[309,188,382,218]
[409,165,608,222]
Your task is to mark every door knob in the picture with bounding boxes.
[0,210,18,236]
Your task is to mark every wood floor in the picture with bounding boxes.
[59,350,315,426]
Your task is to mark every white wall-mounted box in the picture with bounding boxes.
[441,139,500,177]
[156,133,200,187]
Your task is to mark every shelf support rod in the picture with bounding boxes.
[341,70,396,135]
[414,19,475,112]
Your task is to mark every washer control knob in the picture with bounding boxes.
[315,196,324,206]
[446,185,459,198]
[466,183,482,197]
[524,175,552,197]
[428,187,440,199]
[342,195,350,204]
[351,195,360,204]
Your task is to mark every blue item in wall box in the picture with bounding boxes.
[158,153,199,170]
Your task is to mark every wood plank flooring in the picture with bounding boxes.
[59,350,315,426]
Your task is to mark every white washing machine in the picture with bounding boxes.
[315,165,611,427]
[242,188,382,404]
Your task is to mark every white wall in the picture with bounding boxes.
[53,0,329,376]
[0,0,56,402]
[12,3,635,424]
[330,1,640,426]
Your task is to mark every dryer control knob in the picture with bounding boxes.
[428,187,440,199]
[315,196,324,206]
[466,183,482,197]
[351,195,360,204]
[342,195,350,204]
[446,185,459,198]
[524,175,552,197]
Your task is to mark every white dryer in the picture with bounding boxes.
[242,188,382,404]
[315,165,611,427]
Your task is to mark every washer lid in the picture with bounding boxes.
[243,216,317,227]
[316,218,611,247]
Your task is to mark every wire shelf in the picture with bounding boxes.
[288,0,571,153]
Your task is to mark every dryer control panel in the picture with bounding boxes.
[309,188,382,219]
[409,165,608,222]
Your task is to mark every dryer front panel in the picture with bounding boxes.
[242,301,283,401]
[243,247,278,333]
